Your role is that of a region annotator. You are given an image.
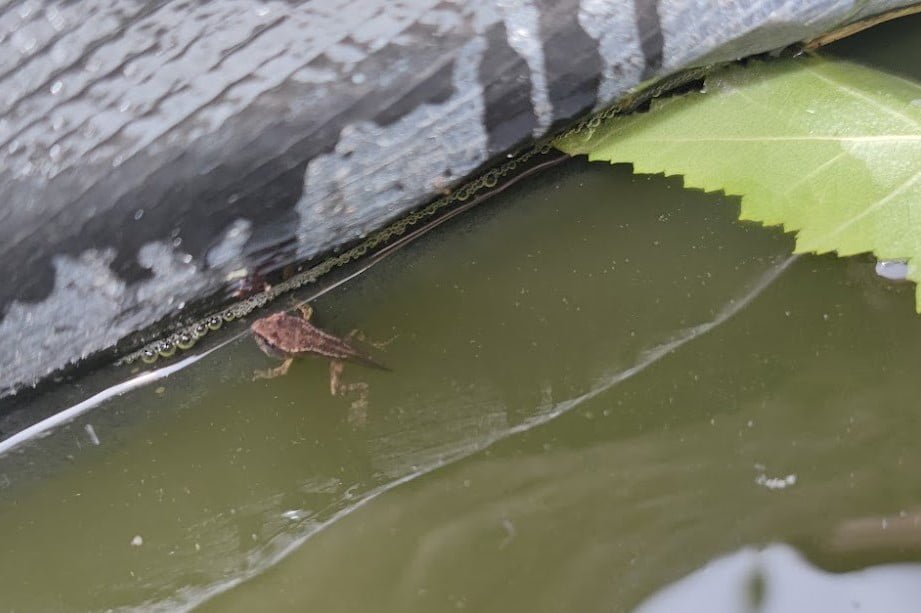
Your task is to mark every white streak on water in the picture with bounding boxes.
[0,351,211,458]
[84,423,100,446]
[126,465,438,613]
[140,254,799,612]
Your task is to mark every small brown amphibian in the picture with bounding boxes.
[250,304,387,399]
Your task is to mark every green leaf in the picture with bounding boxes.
[557,56,921,310]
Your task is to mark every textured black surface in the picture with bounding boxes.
[539,0,603,126]
[480,21,537,153]
[635,0,665,79]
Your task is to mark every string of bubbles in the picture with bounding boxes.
[120,67,711,367]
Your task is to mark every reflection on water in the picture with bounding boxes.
[636,544,921,613]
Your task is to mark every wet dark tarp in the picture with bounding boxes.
[1,0,917,397]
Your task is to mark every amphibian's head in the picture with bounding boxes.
[251,312,306,357]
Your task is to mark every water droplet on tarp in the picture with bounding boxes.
[875,260,908,281]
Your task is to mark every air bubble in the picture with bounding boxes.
[157,341,176,358]
[876,260,909,281]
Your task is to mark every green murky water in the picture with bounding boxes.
[3,16,921,612]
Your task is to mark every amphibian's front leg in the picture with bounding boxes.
[297,303,314,321]
[329,360,344,395]
[253,357,294,381]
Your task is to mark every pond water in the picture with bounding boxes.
[2,14,921,613]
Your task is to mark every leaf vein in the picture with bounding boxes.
[802,63,921,130]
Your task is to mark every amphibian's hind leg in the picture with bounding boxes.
[329,359,370,395]
[347,388,369,427]
[253,357,294,381]
[346,329,398,350]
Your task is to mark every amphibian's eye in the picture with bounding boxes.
[207,316,223,331]
[176,332,195,350]
[222,311,236,322]
[157,341,176,358]
[193,323,208,338]
[141,349,158,364]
